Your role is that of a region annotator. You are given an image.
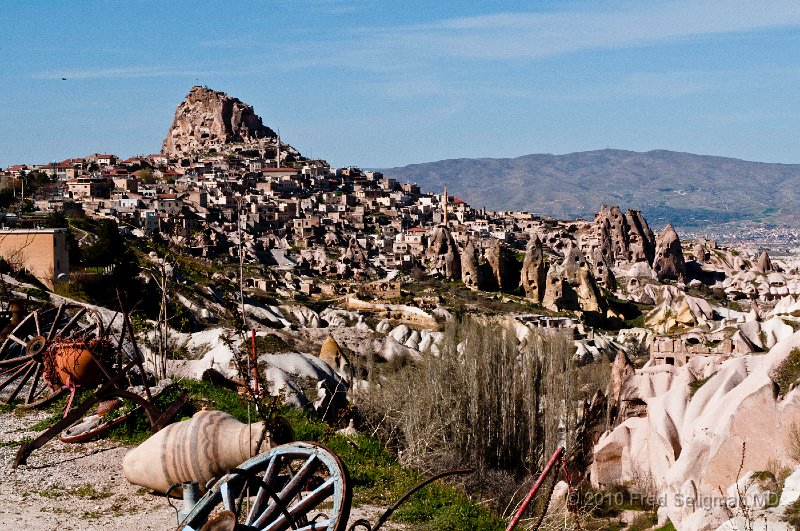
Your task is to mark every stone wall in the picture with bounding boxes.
[649,335,750,366]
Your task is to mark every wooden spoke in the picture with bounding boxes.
[262,478,336,531]
[47,304,66,340]
[59,308,86,336]
[24,362,43,405]
[6,361,37,403]
[246,455,282,525]
[181,443,351,531]
[7,334,27,348]
[0,360,34,393]
[0,353,36,367]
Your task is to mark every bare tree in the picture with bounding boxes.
[145,256,172,380]
[360,315,578,477]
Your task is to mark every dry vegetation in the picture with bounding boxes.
[356,316,579,516]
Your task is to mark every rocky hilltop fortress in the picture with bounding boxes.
[162,86,297,162]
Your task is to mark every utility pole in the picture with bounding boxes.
[148,257,170,380]
[237,197,247,330]
[276,128,281,168]
[443,183,448,226]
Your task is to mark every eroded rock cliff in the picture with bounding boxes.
[162,86,282,158]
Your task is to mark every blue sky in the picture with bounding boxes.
[1,0,800,168]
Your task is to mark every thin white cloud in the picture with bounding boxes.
[321,0,800,65]
[200,38,258,49]
[607,71,715,98]
[31,65,253,80]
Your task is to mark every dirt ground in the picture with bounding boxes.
[0,409,403,530]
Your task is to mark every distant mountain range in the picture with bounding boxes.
[382,149,800,230]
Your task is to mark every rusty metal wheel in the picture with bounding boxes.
[0,303,103,406]
[180,442,352,531]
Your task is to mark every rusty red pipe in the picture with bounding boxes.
[506,446,564,531]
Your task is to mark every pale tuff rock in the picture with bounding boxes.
[590,205,656,267]
[591,331,800,530]
[624,276,658,305]
[460,239,482,291]
[542,267,574,311]
[425,227,461,280]
[162,86,289,158]
[608,350,635,414]
[779,467,800,505]
[652,224,687,282]
[342,237,368,266]
[542,245,606,314]
[755,250,774,274]
[625,209,657,264]
[484,239,519,291]
[319,308,360,328]
[323,231,342,247]
[460,239,518,292]
[318,334,352,379]
[589,245,616,290]
[693,241,707,263]
[520,236,546,302]
[262,351,347,411]
[724,471,778,510]
[645,286,717,334]
[281,305,322,328]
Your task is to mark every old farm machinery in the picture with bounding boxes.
[0,301,185,467]
[174,442,473,531]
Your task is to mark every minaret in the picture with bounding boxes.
[443,184,448,226]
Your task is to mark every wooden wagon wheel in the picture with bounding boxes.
[179,442,352,531]
[0,303,103,406]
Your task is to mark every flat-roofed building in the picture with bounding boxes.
[0,228,69,289]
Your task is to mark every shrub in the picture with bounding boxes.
[627,512,658,531]
[773,348,800,394]
[783,497,800,528]
[787,422,800,464]
[358,315,578,515]
[688,372,717,398]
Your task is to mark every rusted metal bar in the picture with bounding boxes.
[14,391,101,468]
[506,446,564,531]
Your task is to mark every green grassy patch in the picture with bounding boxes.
[0,436,31,448]
[107,380,252,445]
[688,372,717,398]
[627,512,658,531]
[29,390,94,431]
[784,497,800,528]
[773,348,800,394]
[255,334,293,354]
[282,409,505,530]
[72,484,113,500]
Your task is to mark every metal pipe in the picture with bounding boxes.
[178,482,201,522]
[506,446,564,531]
